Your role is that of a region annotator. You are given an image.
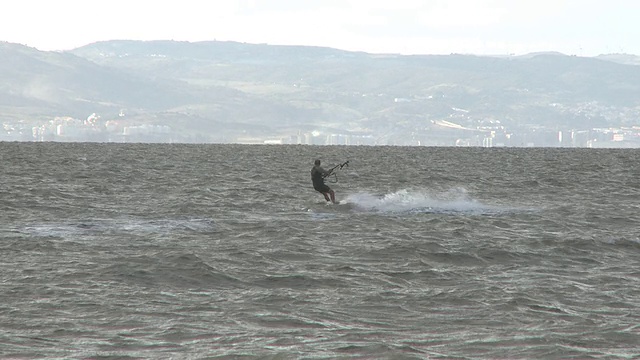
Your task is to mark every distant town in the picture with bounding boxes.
[3,107,640,148]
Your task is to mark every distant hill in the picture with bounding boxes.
[596,53,640,66]
[0,42,211,119]
[2,40,640,141]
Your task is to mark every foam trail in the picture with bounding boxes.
[345,188,499,214]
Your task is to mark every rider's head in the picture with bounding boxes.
[314,159,321,166]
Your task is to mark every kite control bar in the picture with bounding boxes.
[324,160,349,182]
[325,160,349,175]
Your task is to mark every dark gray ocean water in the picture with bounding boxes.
[1,142,640,359]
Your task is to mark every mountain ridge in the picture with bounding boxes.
[2,40,640,144]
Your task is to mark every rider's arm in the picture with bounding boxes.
[319,166,331,177]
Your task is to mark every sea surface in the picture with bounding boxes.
[1,142,639,359]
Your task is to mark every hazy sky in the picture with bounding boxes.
[1,0,638,56]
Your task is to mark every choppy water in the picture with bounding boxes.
[1,142,639,359]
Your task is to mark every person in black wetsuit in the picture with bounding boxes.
[311,159,336,204]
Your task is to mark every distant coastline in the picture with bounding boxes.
[2,40,640,147]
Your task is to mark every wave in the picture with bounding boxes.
[344,188,504,215]
[20,217,216,239]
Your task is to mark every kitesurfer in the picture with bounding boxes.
[311,159,336,204]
